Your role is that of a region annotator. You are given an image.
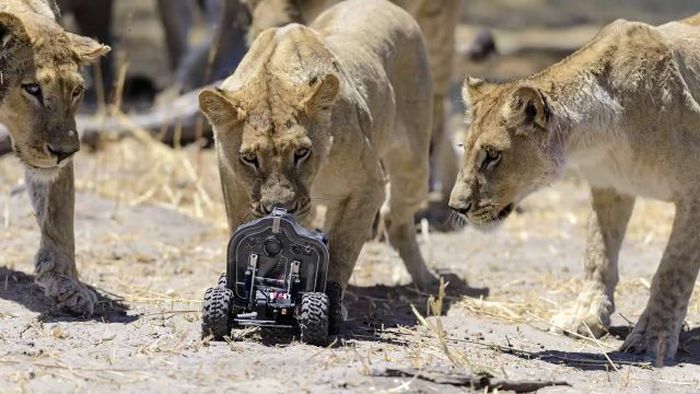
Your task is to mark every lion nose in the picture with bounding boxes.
[47,142,79,164]
[262,201,297,215]
[451,201,472,216]
[448,195,473,216]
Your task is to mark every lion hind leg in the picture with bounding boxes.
[620,199,700,363]
[381,132,438,290]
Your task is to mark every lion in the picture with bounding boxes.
[243,0,461,207]
[1,0,110,314]
[199,0,439,330]
[449,14,700,362]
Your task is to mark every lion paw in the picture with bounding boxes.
[37,274,97,316]
[550,291,612,338]
[620,323,679,364]
[414,272,441,292]
[550,309,608,337]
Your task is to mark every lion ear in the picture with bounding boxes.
[0,12,29,52]
[300,74,340,116]
[508,86,549,131]
[199,88,245,127]
[67,32,110,64]
[461,75,489,107]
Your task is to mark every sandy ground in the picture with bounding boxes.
[1,138,699,392]
[2,1,700,392]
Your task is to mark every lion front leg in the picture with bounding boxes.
[321,172,384,333]
[26,163,96,315]
[323,176,385,291]
[218,160,253,233]
[551,187,634,337]
[620,200,700,363]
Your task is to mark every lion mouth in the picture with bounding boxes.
[15,148,67,171]
[24,162,60,170]
[467,202,515,226]
[494,203,514,222]
[250,201,311,219]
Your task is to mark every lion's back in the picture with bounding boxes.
[311,0,423,61]
[559,17,700,109]
[310,0,431,102]
[312,0,432,150]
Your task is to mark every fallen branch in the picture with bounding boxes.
[383,328,653,370]
[79,80,222,148]
[491,342,653,370]
[374,366,569,392]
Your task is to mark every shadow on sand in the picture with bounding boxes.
[344,273,489,332]
[249,273,489,347]
[505,325,700,370]
[0,266,136,324]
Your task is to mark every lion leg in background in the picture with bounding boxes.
[551,187,634,337]
[430,93,458,201]
[155,0,193,71]
[172,0,248,92]
[323,170,385,291]
[58,0,114,92]
[620,199,700,362]
[26,163,97,315]
[412,0,460,204]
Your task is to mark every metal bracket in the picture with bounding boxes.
[248,253,258,305]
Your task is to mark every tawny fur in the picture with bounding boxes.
[199,0,439,296]
[243,0,461,203]
[0,0,109,315]
[450,15,700,362]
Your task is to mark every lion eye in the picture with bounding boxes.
[294,147,310,165]
[480,148,501,171]
[240,152,259,169]
[72,85,84,99]
[22,83,43,101]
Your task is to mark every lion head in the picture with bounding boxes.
[449,76,564,227]
[199,28,340,219]
[0,11,109,180]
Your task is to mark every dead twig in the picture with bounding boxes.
[373,366,569,392]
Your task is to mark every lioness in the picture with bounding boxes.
[449,14,700,361]
[243,0,461,206]
[199,0,439,325]
[1,0,109,314]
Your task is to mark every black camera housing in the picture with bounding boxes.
[201,208,339,346]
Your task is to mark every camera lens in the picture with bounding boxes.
[264,236,283,256]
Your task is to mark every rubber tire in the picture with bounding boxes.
[299,292,329,346]
[216,273,241,323]
[201,286,234,340]
[326,282,342,335]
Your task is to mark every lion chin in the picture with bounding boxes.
[23,162,62,183]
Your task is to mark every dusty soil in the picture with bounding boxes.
[1,138,699,392]
[1,1,700,393]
